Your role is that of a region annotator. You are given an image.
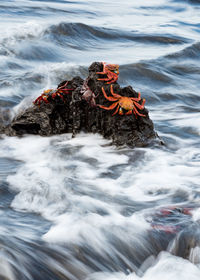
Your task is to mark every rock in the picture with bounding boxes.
[81,62,158,146]
[4,76,84,137]
[169,223,200,262]
[1,62,159,147]
[147,205,194,254]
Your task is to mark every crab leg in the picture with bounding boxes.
[133,98,146,110]
[59,89,73,94]
[52,91,64,101]
[106,72,118,84]
[98,73,116,83]
[130,92,142,102]
[59,87,74,91]
[98,101,118,111]
[58,81,69,89]
[125,110,132,115]
[98,77,112,82]
[57,81,74,92]
[112,104,120,116]
[97,63,118,84]
[98,77,113,83]
[125,103,145,117]
[34,94,49,105]
[101,87,117,101]
[132,106,146,117]
[110,85,122,99]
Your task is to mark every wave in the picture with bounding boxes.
[119,62,173,86]
[118,41,200,92]
[44,22,189,45]
[172,0,200,4]
[0,21,188,52]
[166,41,200,60]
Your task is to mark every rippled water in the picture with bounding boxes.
[0,0,200,279]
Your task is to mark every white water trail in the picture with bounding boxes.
[0,131,198,248]
[86,252,200,280]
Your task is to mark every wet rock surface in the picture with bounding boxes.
[1,62,159,147]
[146,205,200,265]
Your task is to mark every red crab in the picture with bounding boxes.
[33,81,74,106]
[98,85,146,117]
[159,206,192,216]
[150,206,193,234]
[33,89,54,106]
[96,62,119,84]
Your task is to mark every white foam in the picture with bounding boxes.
[0,20,44,48]
[0,257,16,280]
[0,131,199,245]
[192,208,200,222]
[114,142,200,202]
[43,206,149,244]
[0,133,129,217]
[86,252,200,280]
[142,252,200,280]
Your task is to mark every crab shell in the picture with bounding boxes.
[118,97,135,111]
[106,63,119,74]
[98,85,146,117]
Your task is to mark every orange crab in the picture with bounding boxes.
[96,62,119,84]
[33,89,54,106]
[33,81,74,106]
[98,85,146,117]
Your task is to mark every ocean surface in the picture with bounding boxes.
[0,0,200,279]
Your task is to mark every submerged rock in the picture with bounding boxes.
[1,62,159,147]
[169,223,200,262]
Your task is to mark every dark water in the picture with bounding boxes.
[0,0,200,279]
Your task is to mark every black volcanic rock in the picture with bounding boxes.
[1,62,159,147]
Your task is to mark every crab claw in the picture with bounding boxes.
[33,94,49,106]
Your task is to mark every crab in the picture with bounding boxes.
[158,206,192,216]
[150,206,193,234]
[96,62,119,84]
[81,78,98,107]
[33,89,54,106]
[33,81,74,106]
[98,85,146,117]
